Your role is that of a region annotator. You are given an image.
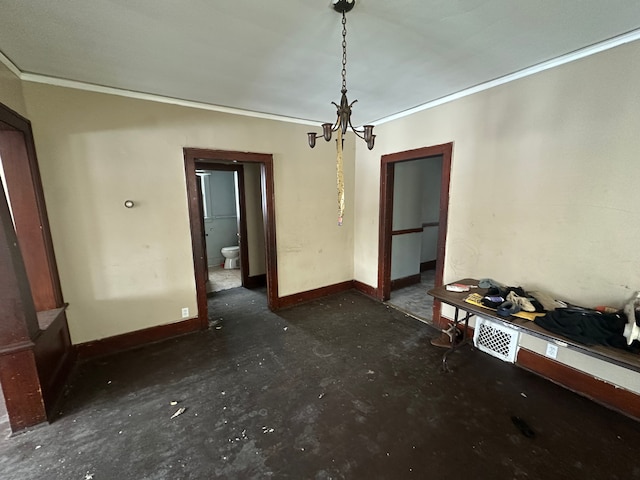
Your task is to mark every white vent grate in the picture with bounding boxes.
[473,317,519,363]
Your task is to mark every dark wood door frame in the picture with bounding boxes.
[184,148,278,329]
[195,171,209,285]
[378,143,453,327]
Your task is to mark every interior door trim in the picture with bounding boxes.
[184,148,278,329]
[377,143,453,325]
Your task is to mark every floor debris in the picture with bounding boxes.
[170,407,186,419]
[511,416,535,438]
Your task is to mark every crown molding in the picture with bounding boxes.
[0,51,22,78]
[374,28,640,125]
[4,28,640,127]
[19,72,317,126]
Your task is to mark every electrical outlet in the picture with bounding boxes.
[181,307,189,318]
[545,342,558,359]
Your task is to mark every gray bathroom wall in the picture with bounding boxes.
[203,171,238,267]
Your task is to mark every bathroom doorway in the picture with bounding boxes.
[184,148,278,328]
[196,165,243,293]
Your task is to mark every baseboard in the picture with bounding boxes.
[390,273,421,291]
[437,318,640,420]
[353,280,378,299]
[420,260,436,272]
[75,317,201,361]
[277,280,354,309]
[516,347,640,421]
[244,273,267,289]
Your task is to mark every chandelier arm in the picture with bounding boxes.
[327,111,342,133]
[348,121,367,140]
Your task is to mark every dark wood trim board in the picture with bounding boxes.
[516,347,640,421]
[353,280,378,299]
[420,260,436,272]
[390,273,421,291]
[75,317,201,361]
[277,281,354,310]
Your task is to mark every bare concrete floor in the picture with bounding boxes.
[207,265,241,293]
[387,270,436,325]
[1,287,639,479]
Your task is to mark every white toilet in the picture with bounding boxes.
[221,245,240,269]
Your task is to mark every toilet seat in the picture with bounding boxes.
[221,246,239,255]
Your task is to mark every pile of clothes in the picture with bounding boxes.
[478,278,640,354]
[478,279,546,317]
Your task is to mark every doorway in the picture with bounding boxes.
[378,143,452,328]
[196,163,261,293]
[184,148,279,329]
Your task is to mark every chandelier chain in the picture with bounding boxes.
[341,11,347,92]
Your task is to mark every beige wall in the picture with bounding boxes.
[22,84,355,343]
[0,62,26,117]
[15,37,640,354]
[355,39,640,309]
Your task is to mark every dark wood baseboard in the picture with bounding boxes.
[420,260,436,272]
[244,273,267,289]
[390,273,421,291]
[277,280,354,309]
[75,317,202,361]
[516,348,640,421]
[353,280,379,299]
[438,313,640,420]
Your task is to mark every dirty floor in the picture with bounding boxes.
[0,288,639,479]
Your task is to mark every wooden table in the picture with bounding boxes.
[428,278,640,373]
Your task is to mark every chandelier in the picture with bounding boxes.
[307,0,375,151]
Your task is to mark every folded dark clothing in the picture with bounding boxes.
[487,286,507,297]
[482,296,504,309]
[505,286,528,298]
[534,309,640,353]
[530,298,545,313]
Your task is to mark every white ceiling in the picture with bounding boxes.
[1,0,640,125]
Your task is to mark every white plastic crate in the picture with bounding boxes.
[473,317,519,363]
